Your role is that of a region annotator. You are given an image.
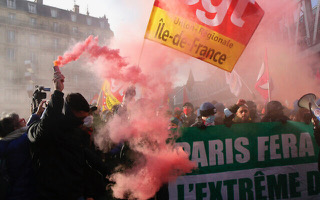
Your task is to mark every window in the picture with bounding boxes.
[7,30,15,43]
[7,0,16,9]
[53,38,59,49]
[30,18,36,26]
[53,22,59,32]
[100,21,105,29]
[30,52,37,64]
[29,35,36,46]
[72,26,78,34]
[51,9,57,18]
[28,3,37,14]
[8,13,15,21]
[86,18,92,25]
[71,14,77,22]
[7,48,15,62]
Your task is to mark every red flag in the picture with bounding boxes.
[145,0,264,72]
[255,49,270,101]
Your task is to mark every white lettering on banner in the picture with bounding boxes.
[209,140,224,165]
[226,139,233,164]
[168,163,319,200]
[299,132,315,157]
[192,141,208,167]
[235,137,250,163]
[257,133,315,161]
[176,138,251,166]
[270,135,281,160]
[282,134,298,158]
[175,142,191,156]
[258,136,269,161]
[184,0,256,27]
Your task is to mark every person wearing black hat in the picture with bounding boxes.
[28,68,108,200]
[261,101,289,123]
[181,102,197,127]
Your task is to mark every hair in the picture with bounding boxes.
[7,112,20,129]
[66,93,90,112]
[0,117,15,138]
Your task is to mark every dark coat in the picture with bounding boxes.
[181,113,197,127]
[28,90,106,200]
[0,129,36,200]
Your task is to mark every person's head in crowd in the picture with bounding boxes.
[0,117,15,138]
[65,93,90,126]
[194,106,199,115]
[211,100,218,106]
[169,117,179,130]
[246,100,256,113]
[174,107,181,112]
[182,102,194,116]
[7,112,26,129]
[265,101,284,117]
[199,102,216,126]
[123,85,136,104]
[293,107,312,124]
[290,100,299,120]
[234,105,251,123]
[200,102,216,119]
[111,104,120,114]
[173,110,182,120]
[214,103,225,114]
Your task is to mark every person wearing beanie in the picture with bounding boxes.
[181,102,197,127]
[246,100,261,122]
[199,102,216,127]
[261,101,289,123]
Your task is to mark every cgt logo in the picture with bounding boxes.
[184,0,255,27]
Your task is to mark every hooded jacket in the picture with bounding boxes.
[28,90,106,200]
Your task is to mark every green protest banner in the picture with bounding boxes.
[169,121,320,199]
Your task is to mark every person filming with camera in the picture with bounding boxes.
[28,65,107,200]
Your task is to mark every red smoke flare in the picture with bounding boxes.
[55,35,196,199]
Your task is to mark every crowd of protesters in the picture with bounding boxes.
[1,66,320,200]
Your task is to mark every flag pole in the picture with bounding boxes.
[137,39,146,67]
[266,49,271,102]
[234,70,256,99]
[96,82,104,110]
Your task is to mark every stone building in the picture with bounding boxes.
[0,0,113,117]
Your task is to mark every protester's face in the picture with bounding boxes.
[18,118,26,127]
[183,106,193,116]
[237,107,250,121]
[72,110,89,122]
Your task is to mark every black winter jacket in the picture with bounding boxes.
[28,90,106,200]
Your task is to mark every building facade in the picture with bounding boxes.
[0,0,113,117]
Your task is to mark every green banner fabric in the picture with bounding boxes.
[169,121,320,200]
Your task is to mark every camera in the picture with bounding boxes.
[31,85,51,114]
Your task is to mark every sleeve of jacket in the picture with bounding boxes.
[28,90,64,142]
[223,104,239,127]
[84,148,109,177]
